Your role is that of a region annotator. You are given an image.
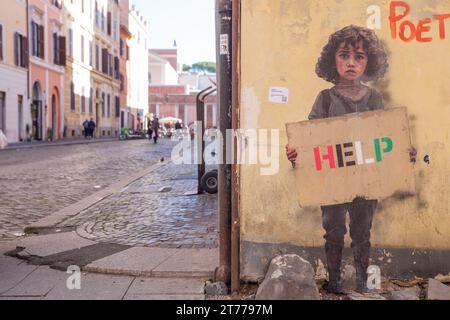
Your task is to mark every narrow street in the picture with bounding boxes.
[0,139,217,247]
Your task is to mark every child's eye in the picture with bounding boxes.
[339,54,349,59]
[356,55,366,60]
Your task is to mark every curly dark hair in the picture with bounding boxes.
[316,25,388,84]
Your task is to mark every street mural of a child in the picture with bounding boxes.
[285,25,416,294]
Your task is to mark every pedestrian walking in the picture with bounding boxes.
[147,119,153,141]
[88,118,96,139]
[151,116,160,144]
[83,119,90,139]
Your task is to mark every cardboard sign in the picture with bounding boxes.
[286,107,415,207]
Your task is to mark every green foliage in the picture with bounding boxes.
[183,61,217,73]
[191,61,216,73]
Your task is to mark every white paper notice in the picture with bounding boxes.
[269,87,289,104]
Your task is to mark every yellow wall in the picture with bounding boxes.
[0,0,27,65]
[240,0,450,250]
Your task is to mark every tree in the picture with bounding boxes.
[192,61,216,73]
[183,64,191,72]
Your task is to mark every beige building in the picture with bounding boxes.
[0,0,29,143]
[62,0,121,138]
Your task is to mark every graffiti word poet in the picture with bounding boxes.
[390,1,450,42]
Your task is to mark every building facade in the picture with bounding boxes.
[118,0,148,132]
[29,0,65,141]
[0,0,29,143]
[62,0,121,139]
[149,49,217,128]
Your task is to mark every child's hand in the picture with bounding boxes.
[409,147,418,163]
[285,145,298,168]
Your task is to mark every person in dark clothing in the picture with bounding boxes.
[147,120,153,140]
[151,116,160,144]
[88,118,96,139]
[83,119,89,139]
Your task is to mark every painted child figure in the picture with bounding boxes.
[286,25,390,294]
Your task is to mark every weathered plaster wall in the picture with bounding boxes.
[240,0,450,279]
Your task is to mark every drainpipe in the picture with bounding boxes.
[231,0,240,294]
[215,0,232,285]
[26,0,30,100]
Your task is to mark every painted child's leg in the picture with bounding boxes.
[349,197,377,293]
[322,204,347,293]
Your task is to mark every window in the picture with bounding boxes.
[14,33,28,68]
[102,48,108,74]
[114,56,119,79]
[70,82,75,111]
[115,96,120,118]
[113,17,117,40]
[120,39,124,57]
[95,1,99,26]
[0,24,3,61]
[53,34,66,66]
[95,44,99,70]
[101,9,105,31]
[89,88,93,114]
[68,28,73,57]
[89,41,93,66]
[101,92,105,116]
[107,12,112,36]
[107,94,110,118]
[0,92,5,133]
[81,35,84,63]
[81,87,86,113]
[31,22,44,59]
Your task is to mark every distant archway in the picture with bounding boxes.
[51,86,60,140]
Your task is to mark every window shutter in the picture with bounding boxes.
[38,25,45,58]
[31,23,35,56]
[0,25,3,61]
[59,36,66,66]
[107,12,112,35]
[53,33,58,64]
[22,36,29,68]
[14,33,19,66]
[101,48,106,73]
[115,96,120,118]
[114,57,119,79]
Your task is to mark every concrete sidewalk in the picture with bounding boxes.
[0,236,216,300]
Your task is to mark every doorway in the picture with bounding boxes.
[32,82,43,141]
[18,95,23,141]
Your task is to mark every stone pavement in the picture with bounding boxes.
[57,160,218,248]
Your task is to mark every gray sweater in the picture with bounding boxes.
[308,86,384,120]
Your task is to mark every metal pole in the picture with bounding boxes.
[231,0,240,294]
[215,0,232,284]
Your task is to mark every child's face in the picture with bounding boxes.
[335,41,368,83]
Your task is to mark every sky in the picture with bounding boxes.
[132,0,216,66]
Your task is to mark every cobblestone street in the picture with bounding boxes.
[59,160,218,248]
[0,139,215,242]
